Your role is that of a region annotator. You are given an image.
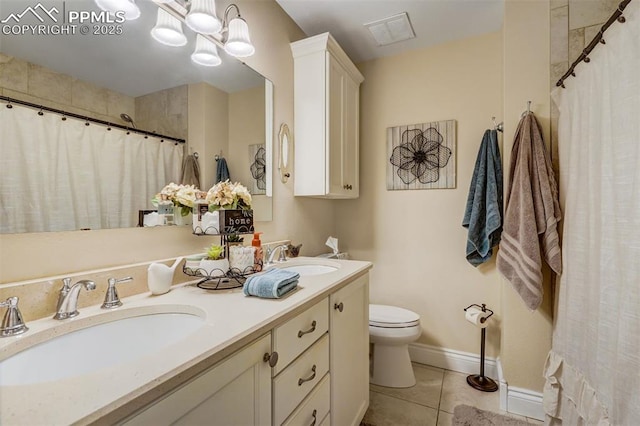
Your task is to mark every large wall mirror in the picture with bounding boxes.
[0,0,272,234]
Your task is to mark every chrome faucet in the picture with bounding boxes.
[101,276,133,309]
[53,278,96,320]
[265,244,288,266]
[1,296,28,337]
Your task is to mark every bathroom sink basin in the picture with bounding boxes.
[278,264,338,276]
[0,309,205,386]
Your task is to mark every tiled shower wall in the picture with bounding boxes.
[550,0,621,160]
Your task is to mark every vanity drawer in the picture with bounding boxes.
[273,298,328,374]
[282,373,330,426]
[273,334,329,425]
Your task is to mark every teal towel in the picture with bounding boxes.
[243,268,300,299]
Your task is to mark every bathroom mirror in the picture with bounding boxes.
[0,0,272,233]
[278,124,292,183]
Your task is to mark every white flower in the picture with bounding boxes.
[175,185,197,208]
[205,181,252,209]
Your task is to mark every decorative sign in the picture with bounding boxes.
[221,209,254,234]
[387,120,456,190]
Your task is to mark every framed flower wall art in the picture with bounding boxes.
[387,120,456,190]
[248,143,266,195]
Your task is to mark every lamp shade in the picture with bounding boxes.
[191,35,222,67]
[94,0,140,20]
[151,9,187,47]
[186,0,222,35]
[224,17,255,57]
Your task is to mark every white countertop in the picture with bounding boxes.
[0,257,372,425]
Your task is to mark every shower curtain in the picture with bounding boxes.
[0,104,184,233]
[543,2,639,424]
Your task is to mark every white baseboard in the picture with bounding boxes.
[409,343,543,421]
[506,386,544,421]
[408,342,498,379]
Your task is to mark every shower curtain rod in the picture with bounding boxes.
[0,95,186,144]
[556,0,632,88]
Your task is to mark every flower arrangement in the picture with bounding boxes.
[153,183,198,216]
[206,180,252,210]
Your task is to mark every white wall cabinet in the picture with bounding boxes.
[123,334,272,426]
[291,33,364,199]
[330,274,370,426]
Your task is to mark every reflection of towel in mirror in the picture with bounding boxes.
[180,154,201,188]
[243,268,300,299]
[216,157,231,183]
[497,113,562,311]
[462,129,503,266]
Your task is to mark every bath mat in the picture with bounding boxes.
[453,405,529,425]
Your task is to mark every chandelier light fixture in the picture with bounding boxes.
[149,0,255,67]
[191,34,222,67]
[186,0,222,35]
[94,0,141,20]
[151,8,188,47]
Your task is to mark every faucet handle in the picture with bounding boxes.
[101,276,133,309]
[1,296,28,337]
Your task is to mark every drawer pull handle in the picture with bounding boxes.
[298,365,317,386]
[297,320,317,338]
[310,409,317,426]
[334,302,344,312]
[263,351,279,367]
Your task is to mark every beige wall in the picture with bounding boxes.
[336,31,504,357]
[228,85,265,192]
[0,53,135,125]
[0,0,335,284]
[188,82,229,190]
[501,0,553,392]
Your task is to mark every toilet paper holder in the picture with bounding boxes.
[463,303,498,392]
[463,303,494,324]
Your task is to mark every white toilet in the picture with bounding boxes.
[369,304,421,388]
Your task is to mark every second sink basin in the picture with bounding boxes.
[279,264,338,276]
[0,308,205,386]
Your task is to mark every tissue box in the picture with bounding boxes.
[220,209,254,234]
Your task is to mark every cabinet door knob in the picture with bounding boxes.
[298,364,317,386]
[334,302,344,312]
[263,351,279,367]
[343,184,348,190]
[297,320,317,338]
[309,409,317,426]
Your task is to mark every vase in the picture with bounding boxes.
[229,246,255,274]
[174,205,192,226]
[199,258,229,278]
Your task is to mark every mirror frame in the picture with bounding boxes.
[278,123,292,183]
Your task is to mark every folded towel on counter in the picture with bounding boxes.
[462,129,503,266]
[243,268,300,299]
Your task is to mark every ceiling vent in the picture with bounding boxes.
[364,12,416,47]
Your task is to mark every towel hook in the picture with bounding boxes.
[491,117,503,133]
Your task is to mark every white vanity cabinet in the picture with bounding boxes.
[123,334,272,426]
[291,33,364,199]
[330,274,370,426]
[121,273,369,426]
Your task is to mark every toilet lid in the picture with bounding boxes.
[369,304,420,328]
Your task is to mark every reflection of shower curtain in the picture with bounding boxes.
[0,105,184,233]
[544,2,639,424]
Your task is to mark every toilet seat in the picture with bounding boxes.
[369,304,420,328]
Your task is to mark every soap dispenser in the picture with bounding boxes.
[252,232,263,272]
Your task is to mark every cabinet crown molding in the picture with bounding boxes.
[291,32,364,84]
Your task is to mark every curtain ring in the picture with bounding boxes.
[37,107,44,116]
[85,121,90,126]
[61,114,67,121]
[6,100,13,109]
[617,15,625,23]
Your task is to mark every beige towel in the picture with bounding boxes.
[497,113,562,310]
[181,154,201,188]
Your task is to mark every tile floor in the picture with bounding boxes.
[362,363,544,426]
